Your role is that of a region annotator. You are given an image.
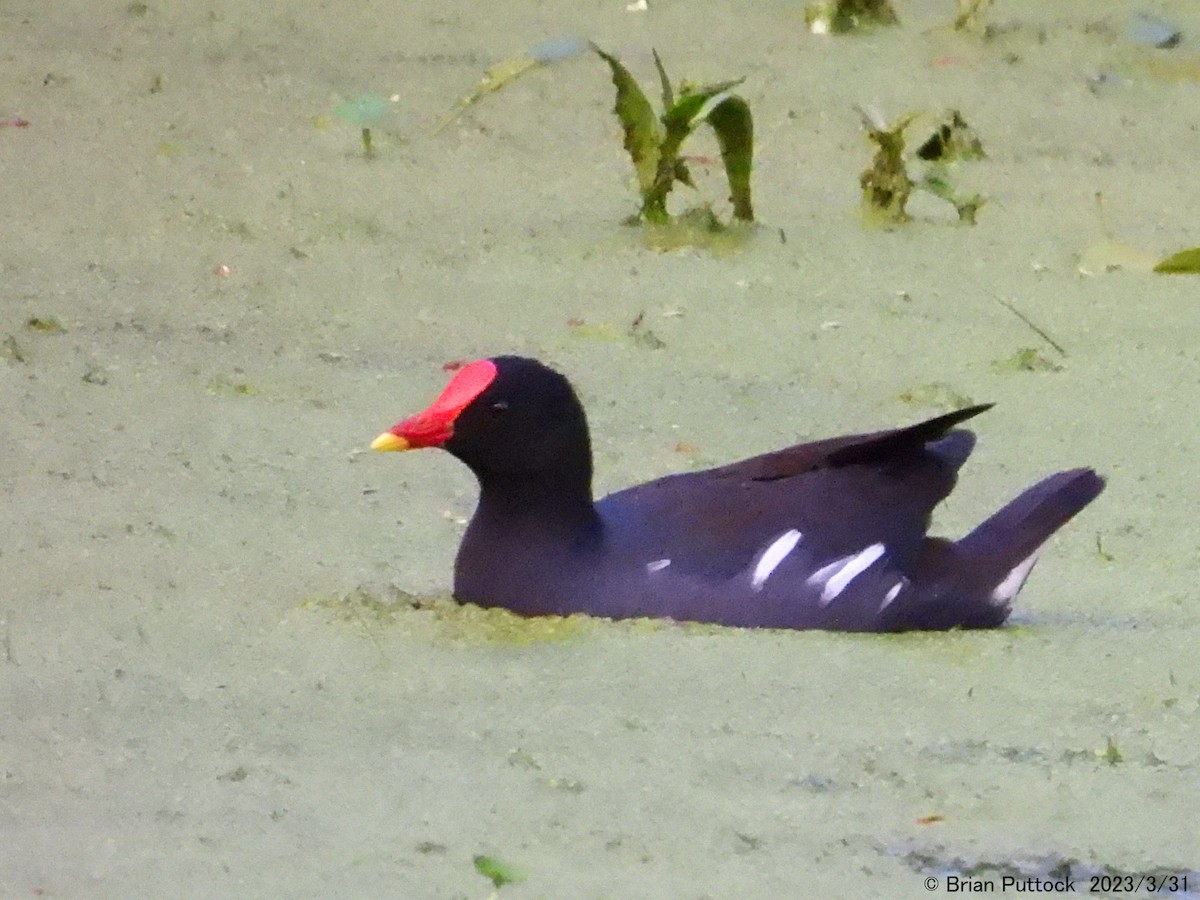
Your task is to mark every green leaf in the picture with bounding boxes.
[672,157,694,188]
[919,171,984,224]
[704,94,755,221]
[473,854,525,888]
[591,44,662,197]
[662,79,745,132]
[651,80,747,223]
[651,48,674,112]
[25,316,66,334]
[1103,736,1123,765]
[1153,246,1200,273]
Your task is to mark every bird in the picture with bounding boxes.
[371,356,1104,632]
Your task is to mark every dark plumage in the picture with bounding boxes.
[372,356,1104,631]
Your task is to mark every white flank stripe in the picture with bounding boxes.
[991,552,1040,605]
[880,580,904,611]
[817,543,886,606]
[646,558,671,573]
[806,555,850,587]
[751,529,803,591]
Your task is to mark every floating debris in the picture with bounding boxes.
[805,0,898,35]
[1128,12,1182,50]
[25,316,66,334]
[1078,239,1158,275]
[529,35,588,64]
[473,854,526,889]
[2,334,28,364]
[952,0,993,36]
[82,364,109,385]
[1153,246,1200,274]
[993,296,1068,357]
[897,383,975,411]
[992,348,1064,374]
[627,310,666,349]
[435,36,587,134]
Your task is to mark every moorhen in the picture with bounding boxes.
[371,356,1104,631]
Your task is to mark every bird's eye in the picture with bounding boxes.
[490,400,509,413]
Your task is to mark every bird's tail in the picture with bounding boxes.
[887,468,1104,631]
[953,468,1106,619]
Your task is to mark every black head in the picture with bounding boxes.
[372,356,594,489]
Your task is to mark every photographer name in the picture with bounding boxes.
[946,875,1075,893]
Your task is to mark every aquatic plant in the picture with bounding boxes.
[333,92,392,159]
[952,0,993,35]
[592,45,754,228]
[858,107,917,223]
[473,855,526,888]
[805,0,899,35]
[859,107,986,225]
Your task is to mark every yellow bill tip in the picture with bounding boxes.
[370,431,410,452]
